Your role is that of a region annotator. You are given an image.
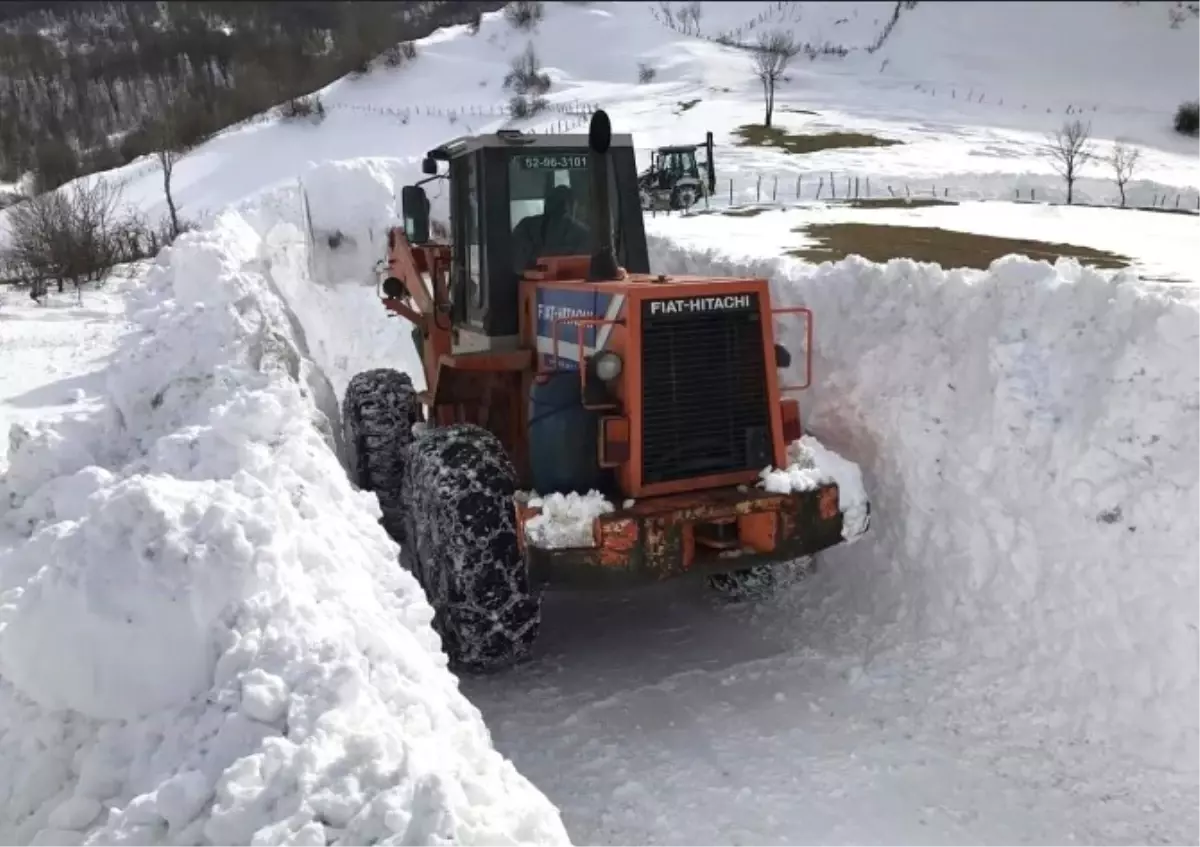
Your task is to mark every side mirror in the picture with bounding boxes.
[422,157,438,176]
[401,185,430,244]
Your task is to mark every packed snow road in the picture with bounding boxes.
[465,575,1196,846]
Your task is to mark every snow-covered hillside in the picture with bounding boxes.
[1,2,1197,845]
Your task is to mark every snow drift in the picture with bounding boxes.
[649,231,1200,773]
[0,168,568,844]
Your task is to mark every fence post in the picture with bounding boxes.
[756,174,762,202]
[865,177,870,197]
[729,178,733,205]
[816,177,824,199]
[772,175,778,202]
[830,172,837,199]
[854,176,860,198]
[796,175,802,199]
[888,185,895,197]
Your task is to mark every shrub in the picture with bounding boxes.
[504,0,544,31]
[380,41,417,68]
[637,62,657,83]
[509,94,549,119]
[503,44,552,96]
[281,95,327,123]
[1174,100,1199,136]
[468,10,483,34]
[0,177,145,292]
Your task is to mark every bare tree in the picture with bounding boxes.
[148,108,185,239]
[1043,119,1095,205]
[1107,141,1141,208]
[753,30,799,128]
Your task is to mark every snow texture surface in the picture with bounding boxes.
[0,204,568,845]
[760,435,871,541]
[523,491,616,550]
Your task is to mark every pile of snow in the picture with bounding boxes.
[650,232,1200,773]
[760,435,870,541]
[521,491,616,550]
[0,184,567,844]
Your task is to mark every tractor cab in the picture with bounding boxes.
[392,128,650,352]
[650,144,702,188]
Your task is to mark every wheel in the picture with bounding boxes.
[672,184,699,210]
[706,556,815,601]
[402,423,541,672]
[342,368,423,542]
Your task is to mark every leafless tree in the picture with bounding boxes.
[1107,141,1141,207]
[148,107,186,239]
[1043,119,1095,205]
[753,30,799,128]
[1,177,144,293]
[678,0,703,35]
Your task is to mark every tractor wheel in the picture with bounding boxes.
[342,368,423,542]
[672,185,698,210]
[401,423,541,672]
[706,556,815,601]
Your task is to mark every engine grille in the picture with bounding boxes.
[640,294,773,486]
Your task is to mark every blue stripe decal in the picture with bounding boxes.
[534,287,625,370]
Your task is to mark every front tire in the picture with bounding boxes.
[342,368,422,542]
[402,424,541,672]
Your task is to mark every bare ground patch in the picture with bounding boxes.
[734,123,902,155]
[787,223,1131,271]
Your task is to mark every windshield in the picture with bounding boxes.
[508,150,619,273]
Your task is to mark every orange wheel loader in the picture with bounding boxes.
[341,110,870,672]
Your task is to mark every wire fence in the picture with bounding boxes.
[646,170,1200,217]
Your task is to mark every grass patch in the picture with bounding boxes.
[787,223,1131,270]
[734,123,901,155]
[677,98,701,113]
[838,197,957,209]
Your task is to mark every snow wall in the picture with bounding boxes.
[0,158,568,845]
[650,235,1200,773]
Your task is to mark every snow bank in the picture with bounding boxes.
[650,233,1200,773]
[0,191,568,844]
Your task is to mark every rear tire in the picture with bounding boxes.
[707,556,815,601]
[402,424,541,672]
[672,184,698,210]
[342,368,422,542]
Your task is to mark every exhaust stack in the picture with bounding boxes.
[586,109,620,282]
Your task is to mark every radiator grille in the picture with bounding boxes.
[640,295,773,485]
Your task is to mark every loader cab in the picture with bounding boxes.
[401,129,650,348]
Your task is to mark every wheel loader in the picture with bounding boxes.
[343,110,870,673]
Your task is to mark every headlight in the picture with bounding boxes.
[592,351,623,381]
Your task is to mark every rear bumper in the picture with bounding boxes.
[517,483,867,588]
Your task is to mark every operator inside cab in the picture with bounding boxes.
[511,183,591,273]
